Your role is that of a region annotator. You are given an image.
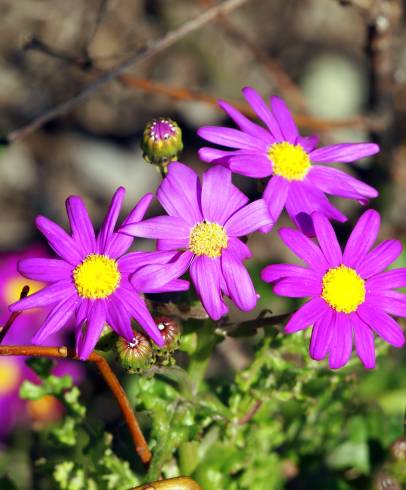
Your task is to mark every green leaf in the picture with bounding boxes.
[26,357,54,378]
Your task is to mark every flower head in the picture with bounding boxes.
[198,87,379,235]
[141,117,183,171]
[261,210,406,369]
[9,189,188,359]
[120,162,273,320]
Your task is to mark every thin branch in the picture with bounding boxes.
[0,285,30,344]
[6,0,249,143]
[238,400,262,425]
[0,345,151,464]
[21,35,376,134]
[118,75,370,131]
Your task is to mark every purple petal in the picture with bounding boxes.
[97,187,125,254]
[309,307,334,361]
[190,256,228,320]
[284,297,328,333]
[228,152,272,178]
[353,314,375,369]
[343,210,380,267]
[271,96,299,143]
[242,87,283,139]
[9,281,76,312]
[367,291,406,317]
[367,269,406,290]
[227,237,252,260]
[130,251,193,293]
[308,166,378,202]
[119,287,164,347]
[106,295,134,341]
[221,250,257,312]
[107,193,153,258]
[18,258,72,282]
[357,303,405,348]
[76,300,106,360]
[32,295,77,345]
[36,216,82,265]
[279,227,329,272]
[120,216,190,241]
[197,126,265,151]
[66,195,96,255]
[310,143,380,163]
[262,176,289,223]
[261,264,319,283]
[312,212,342,267]
[157,162,203,224]
[198,147,234,164]
[357,240,402,278]
[328,312,353,369]
[298,135,319,153]
[285,181,347,236]
[157,238,190,251]
[201,165,249,224]
[156,278,190,292]
[225,199,273,237]
[118,250,179,273]
[273,275,322,297]
[217,99,273,143]
[76,298,90,325]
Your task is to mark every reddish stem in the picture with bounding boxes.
[0,345,151,464]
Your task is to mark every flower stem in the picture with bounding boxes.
[0,345,151,464]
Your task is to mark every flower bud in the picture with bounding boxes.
[116,332,154,374]
[141,117,183,173]
[154,316,181,353]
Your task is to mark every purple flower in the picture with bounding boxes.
[198,86,379,235]
[9,189,188,359]
[120,162,273,320]
[261,210,406,369]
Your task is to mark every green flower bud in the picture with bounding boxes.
[116,333,154,374]
[154,316,181,354]
[141,117,183,173]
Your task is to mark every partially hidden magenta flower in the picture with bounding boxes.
[198,87,379,235]
[9,189,188,359]
[120,162,273,320]
[261,210,406,369]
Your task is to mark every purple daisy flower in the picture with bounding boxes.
[198,86,379,235]
[9,188,188,360]
[261,210,406,369]
[120,162,273,320]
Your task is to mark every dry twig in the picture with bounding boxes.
[7,0,249,143]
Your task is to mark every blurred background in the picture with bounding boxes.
[0,0,405,489]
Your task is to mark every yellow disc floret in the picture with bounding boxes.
[321,264,365,313]
[0,358,21,395]
[268,142,311,181]
[73,254,120,299]
[189,221,228,258]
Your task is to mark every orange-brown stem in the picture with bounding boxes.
[0,345,151,464]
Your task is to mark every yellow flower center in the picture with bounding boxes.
[189,221,228,258]
[73,254,120,299]
[321,265,365,313]
[268,142,311,181]
[0,358,21,395]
